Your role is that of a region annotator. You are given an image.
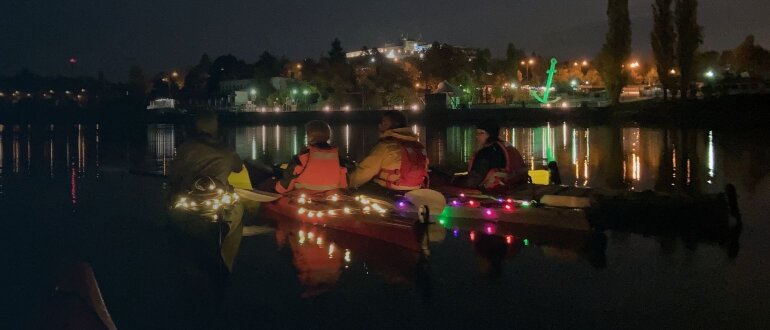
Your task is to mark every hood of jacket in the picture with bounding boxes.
[380,127,419,142]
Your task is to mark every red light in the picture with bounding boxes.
[506,198,513,203]
[506,235,514,244]
[470,231,476,241]
[468,200,477,207]
[68,58,77,64]
[504,204,514,211]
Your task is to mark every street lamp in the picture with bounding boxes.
[162,77,171,97]
[250,88,258,103]
[704,70,715,79]
[522,59,535,83]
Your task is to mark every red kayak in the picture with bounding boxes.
[261,192,445,252]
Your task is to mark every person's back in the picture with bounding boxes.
[275,121,347,194]
[456,121,527,190]
[168,112,242,195]
[348,111,428,194]
[165,111,245,274]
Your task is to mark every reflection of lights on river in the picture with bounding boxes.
[345,124,350,157]
[261,125,266,155]
[672,145,677,184]
[275,125,280,151]
[707,131,714,184]
[298,230,306,245]
[328,243,335,259]
[78,124,86,174]
[562,122,567,149]
[251,127,257,160]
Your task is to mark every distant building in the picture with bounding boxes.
[346,38,431,60]
[219,79,254,94]
[218,78,257,108]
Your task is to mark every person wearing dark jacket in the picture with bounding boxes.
[167,111,244,273]
[168,111,243,196]
[454,120,527,190]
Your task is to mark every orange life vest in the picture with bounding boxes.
[276,146,348,194]
[468,141,527,190]
[377,139,429,190]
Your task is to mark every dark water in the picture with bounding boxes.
[1,120,768,329]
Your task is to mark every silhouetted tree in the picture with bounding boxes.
[651,0,676,100]
[328,38,346,65]
[504,43,525,82]
[181,54,211,101]
[720,35,770,78]
[598,0,632,105]
[675,0,702,99]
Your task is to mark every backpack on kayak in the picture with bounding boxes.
[379,140,429,189]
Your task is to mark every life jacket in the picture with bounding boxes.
[468,141,527,190]
[276,146,348,194]
[377,139,429,190]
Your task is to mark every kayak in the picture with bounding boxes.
[261,192,446,253]
[411,191,591,231]
[428,170,734,231]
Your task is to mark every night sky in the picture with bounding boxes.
[3,0,768,81]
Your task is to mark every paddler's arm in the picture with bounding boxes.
[348,142,387,189]
[275,155,301,192]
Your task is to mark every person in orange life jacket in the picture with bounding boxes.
[275,120,348,194]
[348,110,429,196]
[453,120,527,190]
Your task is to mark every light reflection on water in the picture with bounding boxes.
[0,120,768,328]
[0,122,730,202]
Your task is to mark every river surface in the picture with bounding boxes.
[1,119,768,329]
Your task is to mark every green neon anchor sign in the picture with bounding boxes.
[531,58,558,104]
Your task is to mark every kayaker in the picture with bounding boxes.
[167,111,244,197]
[167,110,244,274]
[275,120,348,195]
[453,120,527,191]
[348,110,428,196]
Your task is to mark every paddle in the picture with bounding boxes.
[404,189,447,219]
[233,188,281,202]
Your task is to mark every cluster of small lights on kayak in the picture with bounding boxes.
[173,186,239,212]
[295,194,390,219]
[446,194,533,218]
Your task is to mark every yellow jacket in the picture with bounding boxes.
[348,127,427,190]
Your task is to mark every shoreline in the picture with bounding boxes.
[1,95,769,129]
